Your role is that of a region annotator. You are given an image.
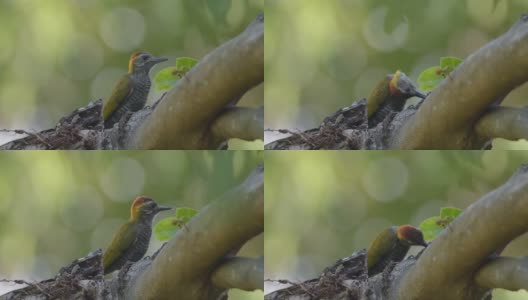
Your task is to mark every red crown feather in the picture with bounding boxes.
[130,196,153,218]
[128,51,146,73]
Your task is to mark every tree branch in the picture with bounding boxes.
[475,256,528,291]
[0,100,104,150]
[394,164,528,299]
[264,100,367,150]
[211,256,264,291]
[127,15,264,149]
[474,106,528,141]
[210,106,264,142]
[392,14,528,149]
[128,164,264,299]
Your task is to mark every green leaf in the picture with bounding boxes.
[154,218,180,241]
[154,67,180,91]
[175,57,198,71]
[153,57,198,91]
[154,207,198,241]
[418,56,463,91]
[419,207,463,241]
[174,207,198,223]
[417,66,444,92]
[439,56,462,70]
[419,217,444,241]
[440,207,462,220]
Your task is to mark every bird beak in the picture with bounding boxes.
[413,90,427,99]
[156,205,172,212]
[151,57,168,65]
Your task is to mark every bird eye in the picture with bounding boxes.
[141,55,148,61]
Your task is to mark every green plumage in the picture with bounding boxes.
[367,75,392,118]
[102,196,171,274]
[367,227,408,276]
[366,225,427,276]
[366,71,426,128]
[103,52,167,129]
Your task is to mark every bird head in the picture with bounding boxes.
[388,70,426,99]
[396,225,428,247]
[130,196,171,221]
[128,52,168,74]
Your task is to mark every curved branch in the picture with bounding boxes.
[392,14,528,149]
[128,164,264,299]
[127,15,264,149]
[475,256,528,291]
[395,164,528,299]
[474,106,528,141]
[210,106,263,142]
[211,256,264,291]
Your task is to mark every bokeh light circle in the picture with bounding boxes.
[362,6,409,52]
[100,7,145,52]
[362,157,409,203]
[60,187,104,232]
[99,158,146,202]
[61,34,104,80]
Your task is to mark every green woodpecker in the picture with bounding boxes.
[366,225,427,276]
[103,52,167,128]
[103,196,171,274]
[367,70,426,128]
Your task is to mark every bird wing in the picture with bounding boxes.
[366,76,391,118]
[366,227,397,269]
[103,221,138,269]
[102,74,134,120]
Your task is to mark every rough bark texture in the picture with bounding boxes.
[1,165,264,300]
[266,14,528,150]
[266,164,528,299]
[265,99,368,150]
[0,14,264,150]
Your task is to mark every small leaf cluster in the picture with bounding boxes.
[154,207,198,241]
[154,57,199,91]
[419,207,462,241]
[417,57,462,91]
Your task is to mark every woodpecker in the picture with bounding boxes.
[103,196,171,274]
[103,52,167,128]
[367,70,426,128]
[366,225,427,276]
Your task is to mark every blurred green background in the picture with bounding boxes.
[265,0,528,149]
[0,0,263,150]
[265,151,528,299]
[0,151,263,300]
